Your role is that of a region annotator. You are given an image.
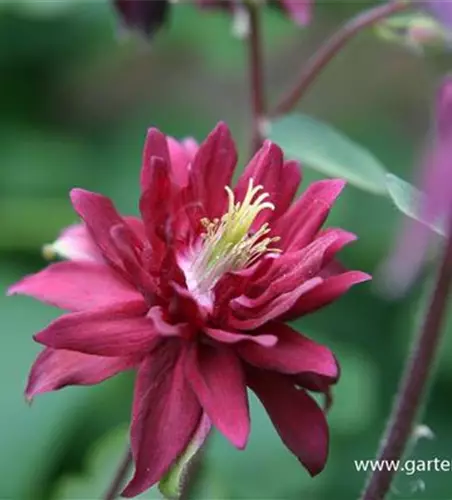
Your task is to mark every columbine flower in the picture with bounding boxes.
[382,77,452,295]
[8,123,369,497]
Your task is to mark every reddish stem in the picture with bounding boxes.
[271,1,408,117]
[361,214,452,500]
[247,3,265,154]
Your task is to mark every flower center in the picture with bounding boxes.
[182,178,280,305]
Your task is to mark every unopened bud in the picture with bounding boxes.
[375,12,452,54]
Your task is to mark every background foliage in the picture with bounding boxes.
[1,1,451,499]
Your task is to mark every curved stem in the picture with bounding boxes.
[247,3,265,154]
[103,447,133,500]
[271,1,408,117]
[361,216,452,500]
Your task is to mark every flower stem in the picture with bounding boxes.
[247,3,265,154]
[361,217,452,500]
[103,447,133,500]
[271,1,408,117]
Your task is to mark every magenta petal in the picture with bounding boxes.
[139,156,171,251]
[182,138,199,159]
[317,228,357,267]
[229,277,323,330]
[188,122,237,218]
[275,179,345,251]
[70,188,127,267]
[25,348,138,400]
[283,270,371,320]
[109,224,157,295]
[44,223,103,263]
[8,261,142,312]
[205,327,277,347]
[185,342,250,449]
[238,322,338,379]
[277,160,302,216]
[167,136,197,187]
[140,127,170,192]
[123,342,201,497]
[34,302,159,356]
[234,142,284,228]
[147,306,190,337]
[248,369,329,476]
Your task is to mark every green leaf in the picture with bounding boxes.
[267,114,388,195]
[385,173,445,236]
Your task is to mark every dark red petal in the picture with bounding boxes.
[170,281,207,327]
[109,224,158,297]
[275,179,345,251]
[25,348,139,400]
[123,341,201,497]
[283,270,371,320]
[7,261,142,312]
[139,156,172,252]
[317,228,357,267]
[34,302,158,357]
[295,372,338,411]
[250,230,339,294]
[277,159,302,217]
[205,327,277,347]
[234,142,284,229]
[70,188,128,269]
[185,342,250,449]
[140,128,170,192]
[147,306,190,337]
[248,369,329,476]
[228,229,351,329]
[238,322,338,378]
[229,277,322,330]
[187,122,237,219]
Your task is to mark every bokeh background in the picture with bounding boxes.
[1,1,452,499]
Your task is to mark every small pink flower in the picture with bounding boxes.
[279,0,313,26]
[383,77,452,294]
[9,123,369,497]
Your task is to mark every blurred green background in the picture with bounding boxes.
[1,1,452,499]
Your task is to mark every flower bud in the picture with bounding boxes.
[113,0,170,39]
[375,12,452,54]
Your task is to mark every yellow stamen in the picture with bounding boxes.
[185,178,280,299]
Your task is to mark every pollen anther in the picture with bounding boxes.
[185,178,280,299]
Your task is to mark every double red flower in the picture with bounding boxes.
[9,123,369,497]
